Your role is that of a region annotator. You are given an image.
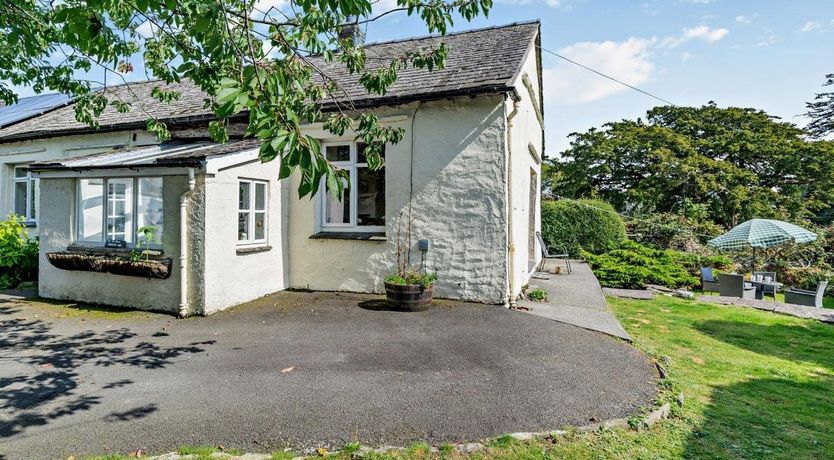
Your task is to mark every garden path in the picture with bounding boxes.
[517,260,632,341]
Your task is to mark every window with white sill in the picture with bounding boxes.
[76,177,164,246]
[13,166,38,224]
[238,179,268,245]
[320,142,385,232]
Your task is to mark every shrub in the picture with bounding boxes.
[627,213,724,254]
[0,215,38,289]
[541,199,626,257]
[584,240,732,290]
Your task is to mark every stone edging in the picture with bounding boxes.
[138,403,673,459]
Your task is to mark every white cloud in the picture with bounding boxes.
[135,20,159,39]
[798,21,822,33]
[681,52,693,62]
[662,25,729,47]
[544,37,656,105]
[754,29,778,47]
[371,0,399,14]
[735,14,757,25]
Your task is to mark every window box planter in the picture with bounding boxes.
[384,282,433,311]
[46,252,173,279]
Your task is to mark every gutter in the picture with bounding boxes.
[179,168,197,317]
[506,91,521,307]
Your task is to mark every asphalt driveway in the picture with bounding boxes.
[0,291,657,459]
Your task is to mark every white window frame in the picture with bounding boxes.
[74,177,163,248]
[238,178,268,246]
[318,142,386,233]
[12,166,38,224]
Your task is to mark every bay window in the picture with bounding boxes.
[321,142,385,232]
[77,177,164,246]
[13,166,37,224]
[238,179,268,244]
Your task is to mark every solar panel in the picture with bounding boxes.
[0,93,70,128]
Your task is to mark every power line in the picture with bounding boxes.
[537,44,679,107]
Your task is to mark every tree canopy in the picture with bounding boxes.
[548,103,834,228]
[806,73,834,138]
[0,0,492,197]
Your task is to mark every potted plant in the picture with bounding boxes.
[383,213,437,311]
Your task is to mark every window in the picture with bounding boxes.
[320,142,385,232]
[238,179,268,244]
[77,177,164,246]
[13,166,38,223]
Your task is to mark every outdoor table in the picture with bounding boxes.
[749,279,783,300]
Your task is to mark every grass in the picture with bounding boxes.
[80,296,834,459]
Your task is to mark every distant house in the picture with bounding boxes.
[0,21,545,315]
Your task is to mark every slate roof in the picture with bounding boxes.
[0,20,539,143]
[30,138,260,170]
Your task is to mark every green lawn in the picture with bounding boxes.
[84,297,834,460]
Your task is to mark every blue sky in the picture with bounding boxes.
[365,0,834,153]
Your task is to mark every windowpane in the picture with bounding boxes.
[255,183,266,210]
[137,177,164,244]
[14,167,28,178]
[254,212,266,240]
[357,167,385,226]
[29,179,37,220]
[106,179,133,243]
[357,143,385,164]
[239,182,251,210]
[238,212,250,240]
[325,177,351,225]
[13,181,27,216]
[325,145,350,162]
[79,179,104,242]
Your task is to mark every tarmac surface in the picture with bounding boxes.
[0,290,656,459]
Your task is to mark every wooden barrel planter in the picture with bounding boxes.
[384,282,433,311]
[47,252,173,279]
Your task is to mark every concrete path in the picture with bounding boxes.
[0,291,657,460]
[602,288,655,300]
[518,260,632,341]
[698,295,834,323]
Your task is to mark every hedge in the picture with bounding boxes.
[0,215,38,289]
[541,199,626,257]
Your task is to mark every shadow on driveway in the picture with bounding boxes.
[0,302,214,443]
[1,291,656,459]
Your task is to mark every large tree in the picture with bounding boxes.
[0,0,491,197]
[807,73,834,138]
[549,103,834,228]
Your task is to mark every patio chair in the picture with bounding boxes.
[784,280,828,308]
[717,273,756,299]
[536,231,571,274]
[753,271,778,299]
[700,267,720,293]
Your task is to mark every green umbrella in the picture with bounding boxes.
[707,219,818,269]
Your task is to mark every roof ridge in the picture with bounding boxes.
[357,19,540,48]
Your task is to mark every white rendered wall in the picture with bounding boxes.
[200,156,287,314]
[287,95,510,304]
[37,174,188,313]
[506,44,544,299]
[0,130,159,236]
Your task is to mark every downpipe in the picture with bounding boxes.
[506,94,520,308]
[179,168,196,318]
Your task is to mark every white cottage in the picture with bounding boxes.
[0,21,544,315]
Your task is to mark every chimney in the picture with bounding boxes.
[338,16,365,46]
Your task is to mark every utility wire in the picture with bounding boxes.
[537,45,679,107]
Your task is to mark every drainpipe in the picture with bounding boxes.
[179,168,196,317]
[506,92,521,307]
